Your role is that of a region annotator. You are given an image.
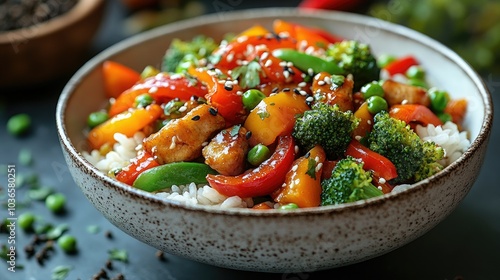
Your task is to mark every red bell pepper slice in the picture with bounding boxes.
[108,73,208,116]
[115,150,159,186]
[383,55,419,76]
[206,135,296,198]
[102,61,141,99]
[389,104,443,127]
[299,0,364,11]
[346,140,398,181]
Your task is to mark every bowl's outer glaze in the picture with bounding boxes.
[56,9,493,272]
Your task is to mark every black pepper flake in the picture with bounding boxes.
[191,115,201,121]
[93,268,108,280]
[111,273,125,280]
[106,259,113,270]
[105,230,113,239]
[304,151,311,158]
[224,84,233,91]
[245,131,252,140]
[271,87,279,93]
[209,107,218,116]
[190,95,198,101]
[282,87,290,92]
[156,250,166,261]
[293,88,301,95]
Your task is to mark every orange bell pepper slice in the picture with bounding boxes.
[88,104,162,150]
[244,91,309,146]
[444,98,467,125]
[389,104,442,127]
[102,61,141,99]
[352,102,373,139]
[271,145,326,208]
[237,24,270,38]
[273,19,335,52]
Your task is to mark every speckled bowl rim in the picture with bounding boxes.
[0,0,104,44]
[56,8,493,217]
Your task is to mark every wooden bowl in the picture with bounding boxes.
[0,0,105,89]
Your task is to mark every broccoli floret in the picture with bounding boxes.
[326,40,380,90]
[368,111,444,184]
[321,156,383,206]
[292,103,359,159]
[162,35,218,73]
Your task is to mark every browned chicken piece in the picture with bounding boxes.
[311,72,354,112]
[202,126,249,176]
[143,104,226,164]
[382,79,430,106]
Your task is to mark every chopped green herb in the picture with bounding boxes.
[18,148,33,166]
[231,60,262,88]
[51,265,72,280]
[306,158,317,179]
[86,225,100,234]
[330,74,345,89]
[257,110,270,120]
[47,223,69,240]
[108,249,128,263]
[34,220,53,235]
[28,186,54,201]
[229,125,241,137]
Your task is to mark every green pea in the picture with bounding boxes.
[408,78,428,89]
[7,113,31,136]
[242,89,266,111]
[437,112,452,123]
[140,65,160,79]
[45,193,66,213]
[134,94,154,108]
[405,65,426,80]
[18,212,36,231]
[57,234,77,253]
[247,144,271,166]
[87,111,109,128]
[361,81,385,99]
[377,54,396,68]
[367,96,388,114]
[428,88,450,113]
[279,203,299,210]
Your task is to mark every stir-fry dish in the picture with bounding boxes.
[83,20,470,209]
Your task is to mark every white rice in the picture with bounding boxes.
[416,121,470,166]
[85,120,470,206]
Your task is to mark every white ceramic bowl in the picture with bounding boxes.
[56,8,493,272]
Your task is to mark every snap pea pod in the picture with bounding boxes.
[132,162,217,192]
[272,48,344,75]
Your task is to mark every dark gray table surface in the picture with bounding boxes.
[1,1,499,279]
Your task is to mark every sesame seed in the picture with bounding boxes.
[286,61,294,67]
[209,107,218,116]
[367,120,372,125]
[305,46,315,55]
[378,186,383,190]
[299,90,307,96]
[298,82,307,88]
[264,59,272,67]
[378,177,387,184]
[236,91,243,96]
[283,71,290,79]
[314,156,320,162]
[279,61,287,67]
[169,136,177,149]
[294,179,300,185]
[355,135,362,141]
[201,141,209,147]
[178,105,187,112]
[323,76,332,84]
[317,80,326,86]
[294,145,299,154]
[236,35,248,43]
[226,52,234,62]
[291,165,298,172]
[402,99,409,105]
[148,86,158,94]
[191,115,200,121]
[306,96,314,102]
[260,51,269,60]
[315,162,323,173]
[308,68,314,76]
